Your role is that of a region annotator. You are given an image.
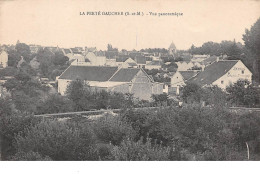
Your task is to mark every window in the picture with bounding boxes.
[221,80,224,84]
[242,70,244,74]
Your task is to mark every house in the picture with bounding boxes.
[85,47,97,54]
[61,48,74,60]
[57,66,164,100]
[134,56,146,68]
[115,56,130,66]
[176,61,194,71]
[201,55,219,66]
[105,58,117,66]
[191,54,210,62]
[170,71,199,95]
[0,50,8,68]
[145,60,163,70]
[29,45,41,54]
[171,71,199,88]
[71,57,91,66]
[120,58,138,68]
[168,42,177,55]
[188,60,252,89]
[85,52,106,66]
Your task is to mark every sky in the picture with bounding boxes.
[0,0,260,50]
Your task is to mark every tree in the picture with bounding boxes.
[52,52,69,66]
[15,43,31,62]
[7,50,20,67]
[14,119,98,160]
[111,137,171,161]
[151,93,169,106]
[93,114,136,145]
[36,94,74,114]
[226,79,260,107]
[65,80,91,111]
[181,82,202,103]
[243,18,260,82]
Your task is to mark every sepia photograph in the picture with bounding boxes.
[0,0,260,170]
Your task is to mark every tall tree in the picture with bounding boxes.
[242,18,260,82]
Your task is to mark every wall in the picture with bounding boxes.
[171,72,185,88]
[58,79,72,95]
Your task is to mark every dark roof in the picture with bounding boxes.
[202,56,218,65]
[135,56,146,64]
[70,48,82,54]
[110,68,140,82]
[147,60,162,66]
[189,60,238,86]
[64,49,71,54]
[127,62,138,67]
[116,56,129,62]
[85,58,90,62]
[59,66,118,81]
[179,71,198,80]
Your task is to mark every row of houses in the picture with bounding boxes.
[170,60,252,95]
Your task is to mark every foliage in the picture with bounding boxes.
[93,114,136,145]
[0,110,40,160]
[14,119,98,160]
[151,93,169,106]
[65,80,134,111]
[36,94,74,114]
[111,138,171,161]
[10,151,52,161]
[243,18,260,82]
[226,79,260,107]
[181,82,202,103]
[15,43,31,62]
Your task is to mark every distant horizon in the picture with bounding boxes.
[1,0,259,51]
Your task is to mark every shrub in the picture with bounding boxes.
[93,113,136,145]
[14,119,98,160]
[111,138,171,161]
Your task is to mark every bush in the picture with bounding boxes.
[10,151,52,161]
[111,138,171,161]
[36,94,74,114]
[14,119,98,160]
[93,114,136,145]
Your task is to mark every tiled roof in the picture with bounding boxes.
[110,68,140,82]
[179,71,198,80]
[188,60,238,86]
[59,66,118,81]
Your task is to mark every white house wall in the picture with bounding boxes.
[171,72,185,88]
[212,61,252,89]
